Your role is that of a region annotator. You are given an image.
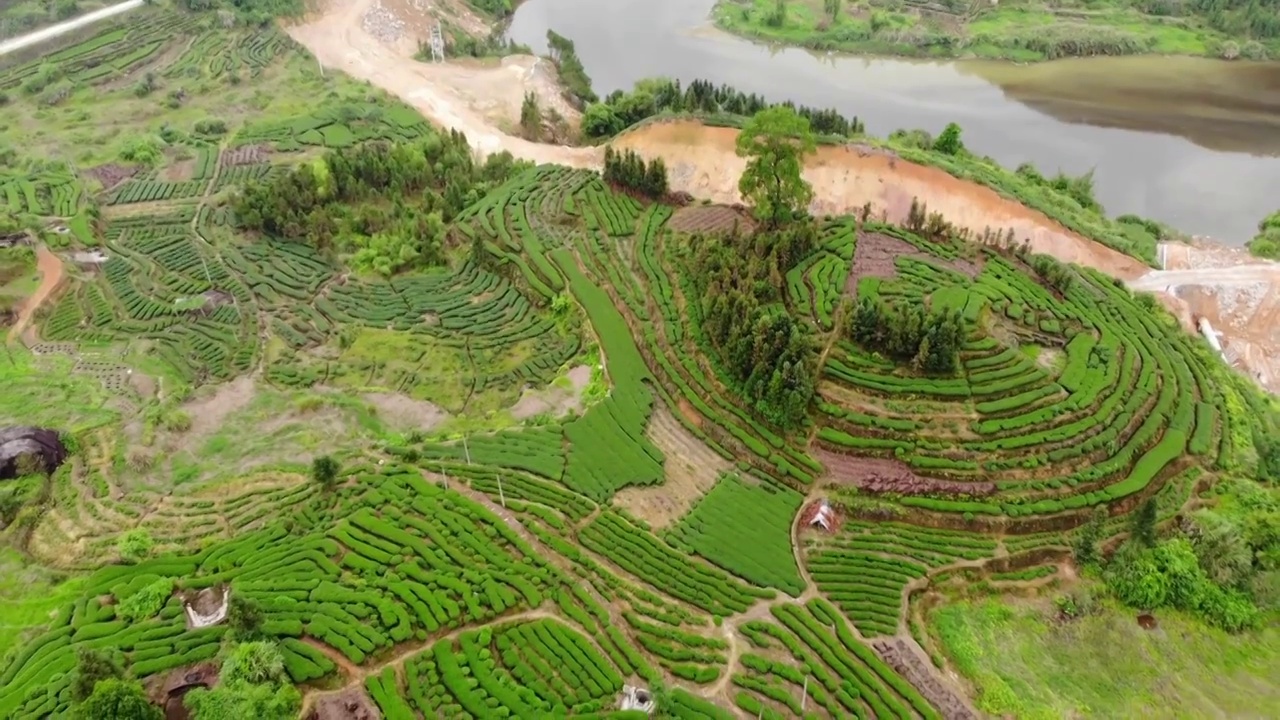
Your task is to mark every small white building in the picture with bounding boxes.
[619,686,655,714]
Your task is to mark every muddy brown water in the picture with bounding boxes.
[508,0,1280,244]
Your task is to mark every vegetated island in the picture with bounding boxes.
[0,2,1278,720]
[711,0,1280,61]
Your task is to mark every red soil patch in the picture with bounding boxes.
[676,397,703,429]
[816,451,996,498]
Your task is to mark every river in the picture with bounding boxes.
[507,0,1280,245]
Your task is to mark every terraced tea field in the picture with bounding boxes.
[1,6,1274,720]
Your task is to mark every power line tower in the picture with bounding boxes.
[428,22,444,63]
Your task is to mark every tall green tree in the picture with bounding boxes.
[311,455,340,489]
[71,648,125,702]
[736,106,816,228]
[1131,498,1159,547]
[932,122,964,155]
[519,91,542,141]
[73,679,161,720]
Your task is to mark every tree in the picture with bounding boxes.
[1131,498,1158,547]
[1072,506,1107,567]
[220,641,288,686]
[116,528,153,563]
[226,595,265,640]
[186,642,300,720]
[71,648,124,702]
[767,0,787,27]
[311,455,340,489]
[519,91,541,141]
[185,681,301,720]
[1190,510,1255,589]
[932,122,964,155]
[73,679,161,720]
[824,0,842,20]
[580,102,623,139]
[736,106,816,229]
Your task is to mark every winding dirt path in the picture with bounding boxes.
[7,245,66,344]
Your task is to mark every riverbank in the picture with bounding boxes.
[711,0,1279,62]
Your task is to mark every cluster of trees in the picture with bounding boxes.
[1073,477,1279,633]
[1189,0,1280,39]
[601,147,668,198]
[0,0,82,40]
[185,640,301,719]
[581,77,864,139]
[888,125,1105,216]
[466,0,514,19]
[848,299,967,374]
[235,133,529,276]
[1014,162,1103,215]
[686,221,818,430]
[175,0,304,22]
[68,601,297,720]
[903,198,961,244]
[1246,209,1280,259]
[545,30,596,107]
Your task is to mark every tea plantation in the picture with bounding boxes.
[0,5,1275,720]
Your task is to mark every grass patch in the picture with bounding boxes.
[712,0,1278,61]
[929,596,1280,718]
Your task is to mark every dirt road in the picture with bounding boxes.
[1130,265,1280,291]
[1131,252,1280,392]
[0,0,143,57]
[7,246,66,344]
[284,0,599,166]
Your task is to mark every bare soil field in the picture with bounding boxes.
[848,231,921,284]
[668,204,754,235]
[612,405,730,529]
[871,637,978,720]
[1132,258,1280,392]
[363,392,449,431]
[509,364,591,420]
[815,451,997,498]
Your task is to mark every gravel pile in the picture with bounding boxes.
[362,2,406,44]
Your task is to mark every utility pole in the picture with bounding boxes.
[497,474,506,508]
[801,675,808,712]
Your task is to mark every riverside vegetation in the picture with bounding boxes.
[712,0,1280,61]
[0,2,1278,719]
